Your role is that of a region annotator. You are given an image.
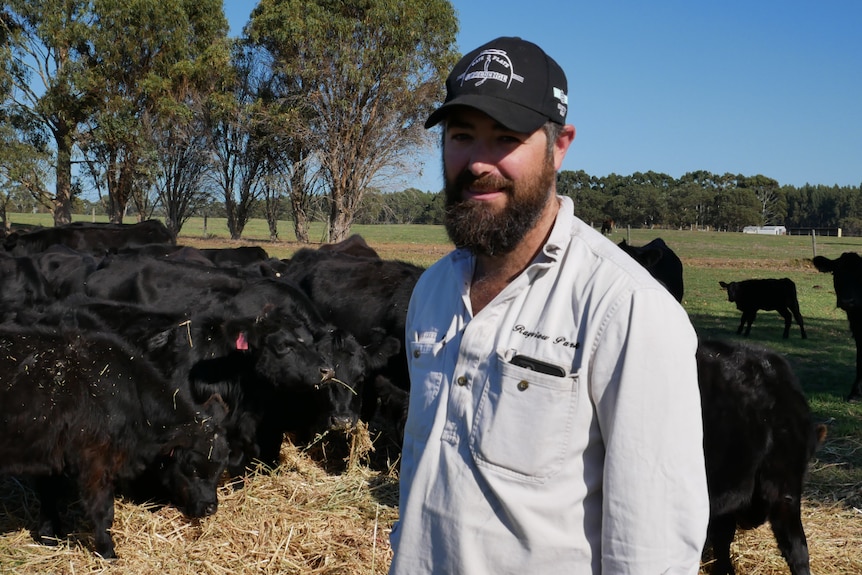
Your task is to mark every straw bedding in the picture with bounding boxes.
[1,425,859,574]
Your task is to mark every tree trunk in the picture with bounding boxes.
[291,195,309,243]
[328,190,352,243]
[225,195,240,240]
[265,194,279,242]
[52,130,74,225]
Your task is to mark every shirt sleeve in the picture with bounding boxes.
[590,286,710,574]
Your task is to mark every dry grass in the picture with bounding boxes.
[0,423,401,575]
[2,428,859,575]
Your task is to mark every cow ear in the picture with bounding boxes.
[811,256,833,273]
[719,281,729,289]
[365,327,401,370]
[200,393,229,427]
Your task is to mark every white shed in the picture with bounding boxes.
[743,226,787,235]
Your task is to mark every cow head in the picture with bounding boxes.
[619,239,664,269]
[719,281,738,302]
[813,252,862,312]
[310,326,401,432]
[157,395,230,517]
[235,307,337,391]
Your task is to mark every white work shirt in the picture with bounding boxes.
[389,196,709,575]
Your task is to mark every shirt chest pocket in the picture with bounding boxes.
[469,358,578,483]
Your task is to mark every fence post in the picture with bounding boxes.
[811,229,817,258]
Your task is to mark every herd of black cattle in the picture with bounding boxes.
[0,220,858,574]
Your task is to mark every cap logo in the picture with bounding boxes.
[457,49,525,89]
[554,87,568,118]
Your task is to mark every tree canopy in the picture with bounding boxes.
[246,0,458,241]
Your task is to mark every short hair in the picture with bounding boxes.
[543,121,564,158]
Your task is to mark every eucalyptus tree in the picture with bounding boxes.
[739,174,784,225]
[246,0,459,242]
[205,41,274,240]
[710,186,761,231]
[667,180,712,229]
[0,117,52,228]
[557,169,606,226]
[83,0,230,225]
[2,0,98,224]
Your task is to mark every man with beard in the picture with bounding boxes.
[388,37,709,575]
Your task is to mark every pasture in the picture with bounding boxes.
[1,215,861,574]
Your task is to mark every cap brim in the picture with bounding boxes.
[424,94,550,133]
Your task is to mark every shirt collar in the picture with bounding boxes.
[541,195,574,261]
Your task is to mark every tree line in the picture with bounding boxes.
[0,0,458,242]
[285,171,862,235]
[2,2,857,241]
[6,166,861,237]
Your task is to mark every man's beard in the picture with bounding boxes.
[444,158,556,256]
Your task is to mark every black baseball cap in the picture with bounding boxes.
[425,36,568,133]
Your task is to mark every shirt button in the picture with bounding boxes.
[457,376,468,386]
[517,380,529,391]
[413,349,421,358]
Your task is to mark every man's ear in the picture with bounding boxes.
[553,124,576,169]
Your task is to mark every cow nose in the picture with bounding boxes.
[204,502,218,516]
[329,414,356,431]
[320,366,336,381]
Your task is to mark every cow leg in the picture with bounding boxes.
[791,306,807,339]
[706,515,737,575]
[78,473,118,559]
[777,308,792,339]
[768,498,811,575]
[740,311,756,336]
[33,475,67,545]
[850,339,862,401]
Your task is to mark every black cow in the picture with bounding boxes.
[318,234,381,258]
[812,252,862,400]
[0,253,50,318]
[0,324,230,558]
[719,278,807,339]
[25,293,379,473]
[282,246,424,422]
[30,244,100,299]
[697,339,825,575]
[600,218,614,235]
[84,252,248,310]
[618,238,684,302]
[3,220,174,256]
[372,375,410,441]
[200,245,270,268]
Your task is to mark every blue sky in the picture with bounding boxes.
[223,0,862,192]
